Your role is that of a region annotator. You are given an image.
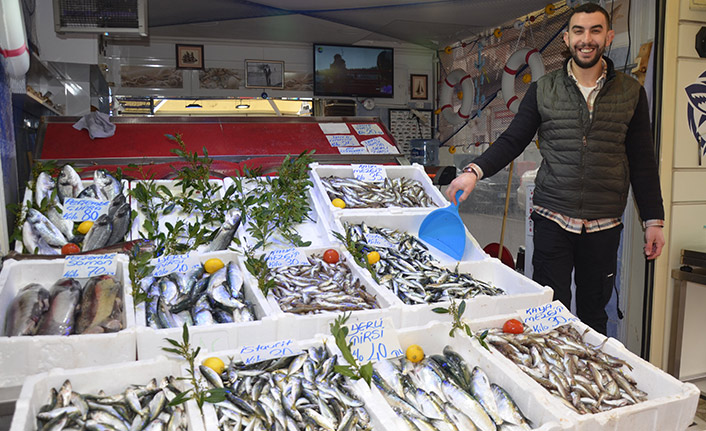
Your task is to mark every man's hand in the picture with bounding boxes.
[644,226,665,260]
[445,172,478,205]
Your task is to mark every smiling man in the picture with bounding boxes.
[445,3,665,335]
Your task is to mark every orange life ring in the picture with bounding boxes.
[0,0,30,77]
[501,48,545,113]
[439,69,474,125]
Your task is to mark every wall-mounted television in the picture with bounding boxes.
[314,44,394,98]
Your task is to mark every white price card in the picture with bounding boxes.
[151,253,195,277]
[239,339,303,365]
[362,137,399,154]
[62,198,111,221]
[519,300,580,333]
[352,164,387,182]
[266,248,310,269]
[338,146,368,154]
[326,135,359,147]
[319,123,350,134]
[364,233,395,249]
[346,317,404,363]
[352,123,383,135]
[62,254,117,279]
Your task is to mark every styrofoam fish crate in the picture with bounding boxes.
[340,320,564,431]
[15,179,131,254]
[240,245,402,341]
[309,162,448,218]
[10,356,204,431]
[466,313,700,431]
[391,257,554,327]
[328,211,487,266]
[129,179,225,244]
[134,251,279,360]
[0,255,136,394]
[199,335,390,431]
[223,176,332,251]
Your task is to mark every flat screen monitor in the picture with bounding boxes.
[313,44,394,98]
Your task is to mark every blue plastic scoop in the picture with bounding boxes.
[418,190,466,260]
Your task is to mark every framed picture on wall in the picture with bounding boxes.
[245,60,284,89]
[176,44,204,69]
[411,74,428,100]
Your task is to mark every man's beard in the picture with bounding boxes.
[570,42,605,69]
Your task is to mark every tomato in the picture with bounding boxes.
[323,249,339,264]
[61,243,81,255]
[502,319,524,334]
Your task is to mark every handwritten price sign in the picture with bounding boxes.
[151,254,194,277]
[326,135,359,147]
[352,124,383,135]
[363,233,394,249]
[266,248,309,269]
[63,254,117,278]
[346,317,403,363]
[352,164,387,182]
[361,137,399,154]
[62,198,111,221]
[239,339,302,365]
[519,301,580,333]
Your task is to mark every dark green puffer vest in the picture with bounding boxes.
[533,60,641,219]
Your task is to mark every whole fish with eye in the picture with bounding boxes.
[75,275,124,334]
[82,214,113,252]
[320,175,438,208]
[35,377,189,431]
[93,169,122,201]
[26,208,67,248]
[57,164,82,203]
[3,283,50,336]
[33,172,75,243]
[37,278,82,335]
[204,209,242,252]
[106,202,131,246]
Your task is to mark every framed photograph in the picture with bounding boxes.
[411,74,428,100]
[176,44,204,69]
[245,60,284,89]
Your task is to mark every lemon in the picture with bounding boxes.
[202,357,225,374]
[331,198,346,209]
[77,221,94,234]
[406,344,424,363]
[367,251,381,265]
[204,258,225,274]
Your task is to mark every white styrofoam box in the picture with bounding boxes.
[10,357,204,431]
[395,257,554,327]
[135,251,278,360]
[223,176,332,251]
[15,178,131,254]
[309,162,448,217]
[343,320,563,431]
[466,313,701,431]
[129,179,225,243]
[240,245,403,341]
[329,211,487,266]
[0,255,136,392]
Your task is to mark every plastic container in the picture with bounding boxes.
[9,357,204,431]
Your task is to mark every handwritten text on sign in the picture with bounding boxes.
[346,317,403,363]
[62,198,111,221]
[352,164,387,182]
[364,233,395,249]
[266,248,309,269]
[326,135,359,147]
[63,254,117,278]
[519,300,580,333]
[352,124,383,135]
[338,146,368,154]
[151,254,193,277]
[362,137,399,154]
[239,339,302,365]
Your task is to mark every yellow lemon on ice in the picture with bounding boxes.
[331,198,346,209]
[77,221,93,234]
[203,258,225,274]
[202,357,225,374]
[367,251,381,265]
[406,345,425,363]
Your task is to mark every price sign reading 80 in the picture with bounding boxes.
[62,254,117,279]
[62,198,111,222]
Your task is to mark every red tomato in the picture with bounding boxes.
[502,319,524,334]
[61,243,81,255]
[323,249,339,264]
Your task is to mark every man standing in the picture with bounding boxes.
[445,3,665,335]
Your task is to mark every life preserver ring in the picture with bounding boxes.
[439,69,474,125]
[0,0,30,77]
[501,48,545,113]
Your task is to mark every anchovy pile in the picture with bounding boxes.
[320,176,438,208]
[266,253,380,315]
[485,325,647,414]
[342,223,505,304]
[200,345,373,431]
[3,275,124,336]
[35,377,188,431]
[373,345,531,431]
[143,261,256,328]
[23,167,129,254]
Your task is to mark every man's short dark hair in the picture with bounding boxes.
[569,3,612,30]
